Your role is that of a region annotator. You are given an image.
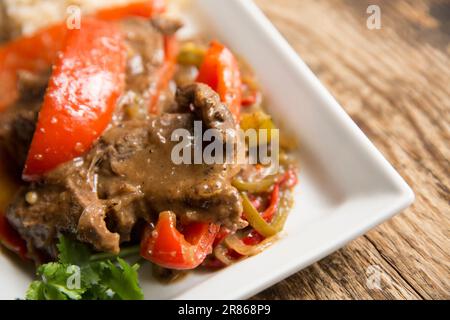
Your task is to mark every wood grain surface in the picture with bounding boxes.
[252,0,450,300]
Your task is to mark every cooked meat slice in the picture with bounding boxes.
[100,181,145,241]
[176,83,237,142]
[7,185,77,258]
[0,101,40,169]
[0,1,9,42]
[99,113,243,229]
[6,151,123,255]
[118,17,179,118]
[151,15,183,35]
[17,69,50,101]
[0,67,49,171]
[121,18,164,93]
[76,198,120,254]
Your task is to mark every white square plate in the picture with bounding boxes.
[0,0,414,300]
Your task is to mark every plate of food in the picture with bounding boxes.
[0,0,414,300]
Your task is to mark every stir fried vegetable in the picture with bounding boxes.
[241,75,262,107]
[240,110,276,146]
[213,243,235,266]
[241,192,278,238]
[197,40,242,119]
[94,0,166,20]
[241,90,261,108]
[280,169,299,189]
[23,18,127,179]
[232,175,278,193]
[241,184,293,238]
[140,211,220,270]
[206,185,294,268]
[269,190,293,232]
[224,233,277,256]
[149,35,179,114]
[261,184,280,221]
[177,42,206,67]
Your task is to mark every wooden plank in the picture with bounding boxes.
[253,236,421,300]
[252,0,450,300]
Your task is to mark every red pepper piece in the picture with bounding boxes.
[140,211,219,270]
[197,40,242,119]
[94,0,166,20]
[23,18,127,180]
[149,35,179,114]
[261,184,280,222]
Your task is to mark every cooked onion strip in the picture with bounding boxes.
[224,234,277,256]
[279,151,297,166]
[270,190,293,231]
[213,243,235,266]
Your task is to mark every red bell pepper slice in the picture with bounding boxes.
[242,230,265,246]
[140,211,220,270]
[23,18,126,180]
[197,40,242,119]
[241,89,261,108]
[212,227,231,247]
[0,0,167,112]
[94,0,166,20]
[148,35,178,114]
[260,184,280,222]
[279,169,298,189]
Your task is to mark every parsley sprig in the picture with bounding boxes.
[26,236,143,300]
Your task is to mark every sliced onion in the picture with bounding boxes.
[213,243,234,266]
[224,234,278,256]
[270,190,293,231]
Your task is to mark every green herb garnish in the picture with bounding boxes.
[26,236,143,300]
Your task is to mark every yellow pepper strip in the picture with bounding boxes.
[241,189,294,238]
[240,111,276,146]
[241,193,278,237]
[232,175,277,193]
[177,42,206,67]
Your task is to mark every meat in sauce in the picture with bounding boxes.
[1,17,243,258]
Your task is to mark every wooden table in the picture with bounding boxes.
[252,0,449,300]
